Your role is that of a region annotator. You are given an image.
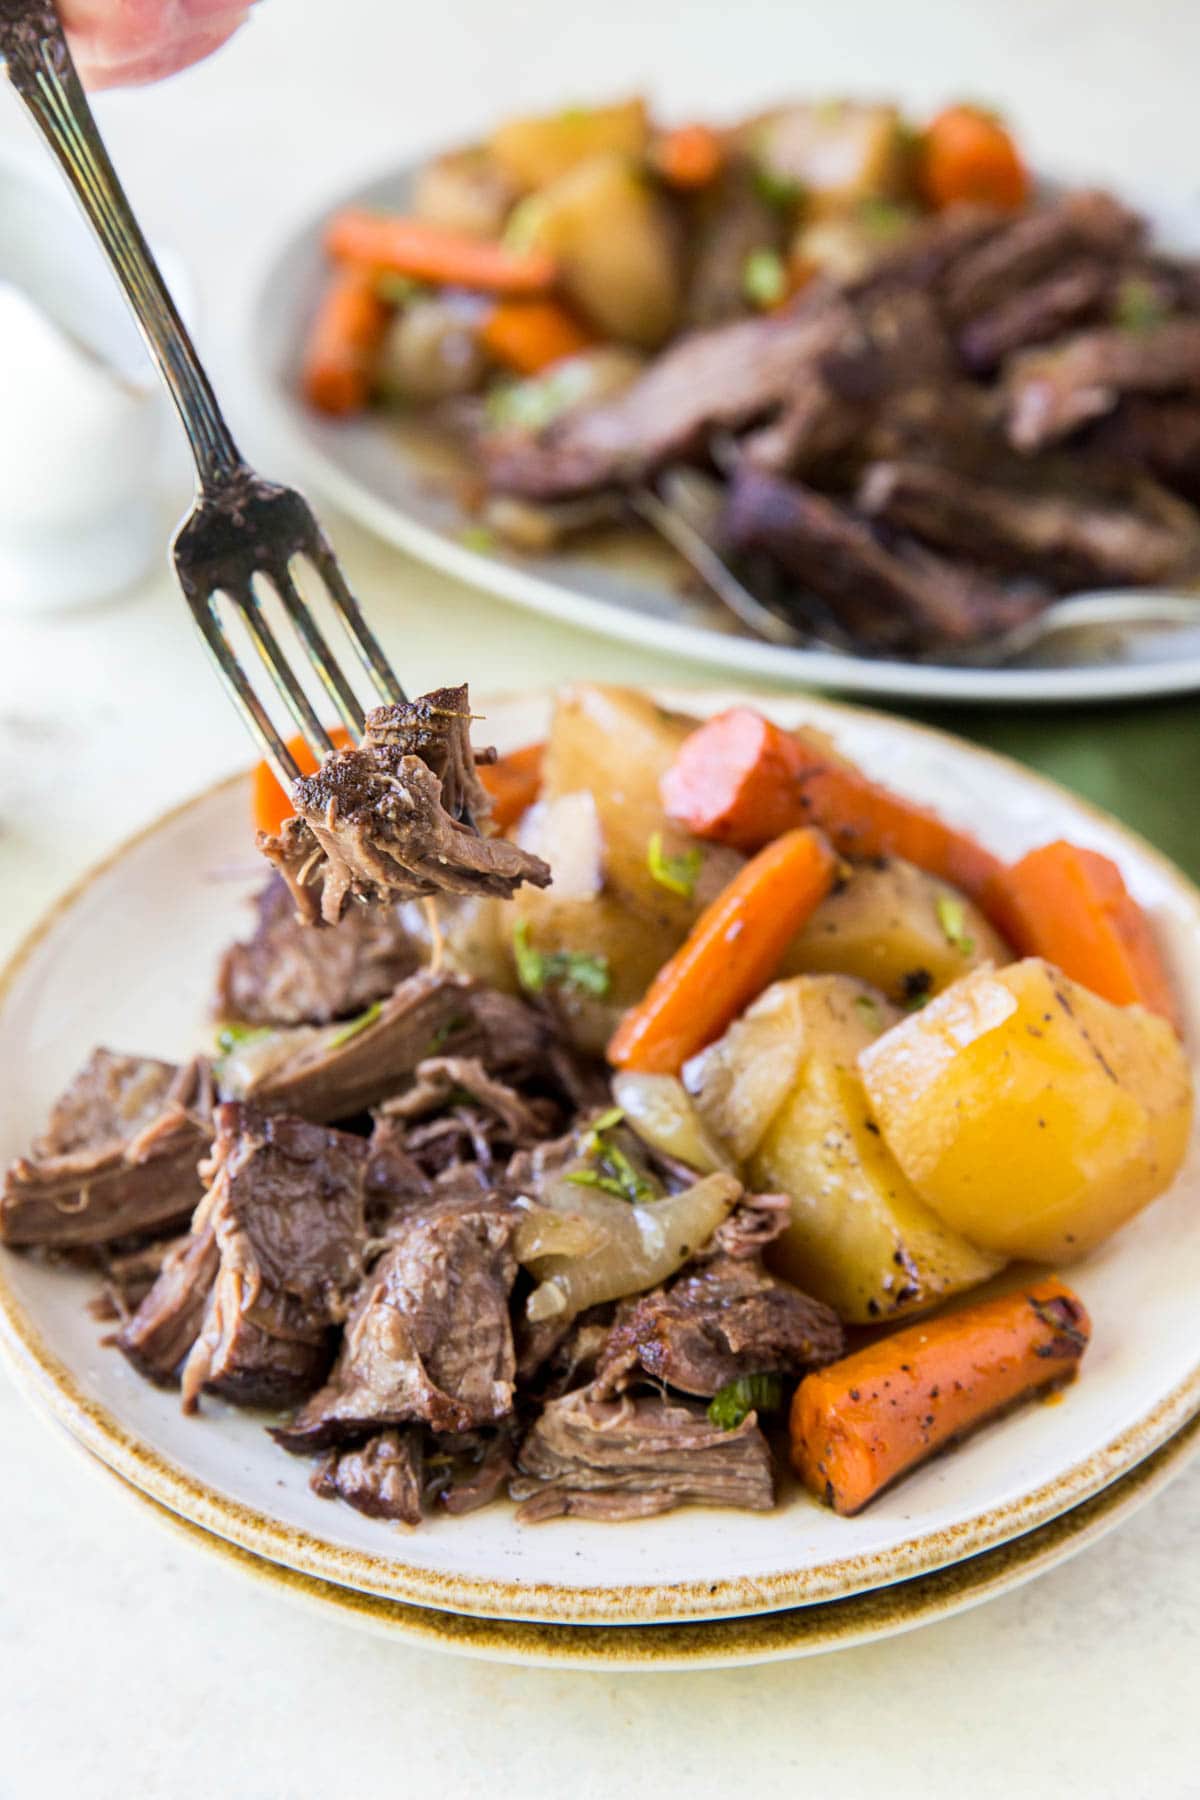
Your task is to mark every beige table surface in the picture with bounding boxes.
[1,2,1198,1793]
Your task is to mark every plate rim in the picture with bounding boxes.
[72,1408,1200,1670]
[249,156,1200,709]
[3,688,1200,1625]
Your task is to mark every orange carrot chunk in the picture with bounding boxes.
[480,300,594,375]
[982,840,1181,1030]
[251,727,352,839]
[653,123,725,189]
[660,708,1001,900]
[302,268,391,417]
[477,741,545,833]
[607,825,838,1074]
[325,209,557,295]
[919,105,1030,212]
[791,1277,1091,1515]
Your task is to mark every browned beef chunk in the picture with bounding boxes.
[372,1053,562,1185]
[709,1192,792,1260]
[217,969,554,1124]
[852,201,1005,296]
[721,465,1037,653]
[1006,319,1200,450]
[424,1424,518,1516]
[312,1428,424,1524]
[90,1234,191,1324]
[593,1255,843,1400]
[512,1392,774,1521]
[118,1105,367,1406]
[1090,395,1200,499]
[3,1050,212,1249]
[259,685,549,925]
[484,289,854,500]
[942,190,1142,324]
[857,458,1200,588]
[215,876,419,1028]
[272,1203,518,1450]
[117,1218,220,1385]
[958,258,1115,372]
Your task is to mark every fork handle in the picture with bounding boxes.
[0,0,244,492]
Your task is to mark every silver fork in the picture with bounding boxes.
[0,0,405,791]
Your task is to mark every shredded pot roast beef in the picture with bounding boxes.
[258,685,550,924]
[7,802,844,1531]
[477,187,1200,659]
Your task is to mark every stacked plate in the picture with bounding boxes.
[3,692,1199,1669]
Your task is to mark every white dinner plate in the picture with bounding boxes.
[2,689,1199,1627]
[249,160,1200,706]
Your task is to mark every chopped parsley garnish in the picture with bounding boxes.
[856,196,913,241]
[1113,276,1169,335]
[742,247,788,309]
[935,892,975,957]
[428,1014,467,1055]
[567,1107,656,1204]
[374,272,427,306]
[485,355,597,435]
[647,830,703,899]
[752,165,805,212]
[855,992,884,1030]
[326,999,384,1049]
[214,1022,273,1056]
[708,1372,785,1431]
[513,920,611,998]
[458,523,496,554]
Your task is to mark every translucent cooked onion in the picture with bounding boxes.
[512,1205,609,1264]
[611,1072,735,1176]
[215,1025,320,1099]
[683,981,811,1163]
[521,1172,741,1322]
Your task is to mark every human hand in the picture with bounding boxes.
[60,0,254,88]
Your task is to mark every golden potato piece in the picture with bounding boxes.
[488,97,649,193]
[519,153,681,347]
[690,975,1002,1321]
[859,957,1194,1262]
[783,857,1010,1003]
[749,101,910,219]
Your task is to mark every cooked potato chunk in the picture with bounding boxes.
[488,97,650,193]
[783,857,1010,1002]
[412,147,517,240]
[519,153,681,347]
[859,958,1194,1261]
[689,975,1002,1321]
[749,101,911,218]
[511,686,740,1053]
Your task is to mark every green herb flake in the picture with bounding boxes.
[647,830,703,899]
[591,1106,625,1134]
[855,993,883,1030]
[742,247,788,309]
[374,271,428,306]
[326,999,384,1050]
[902,989,931,1013]
[856,196,914,241]
[214,1022,273,1056]
[428,1014,467,1055]
[458,523,496,554]
[752,165,805,213]
[1114,276,1169,335]
[502,195,548,255]
[708,1372,785,1431]
[935,893,975,957]
[565,1167,633,1201]
[512,920,611,998]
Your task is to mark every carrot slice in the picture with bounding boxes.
[652,123,724,189]
[791,1277,1091,1515]
[480,300,593,375]
[301,268,391,416]
[251,727,352,839]
[325,209,557,295]
[982,840,1180,1030]
[607,826,838,1074]
[919,105,1029,212]
[478,741,545,833]
[661,708,1001,900]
